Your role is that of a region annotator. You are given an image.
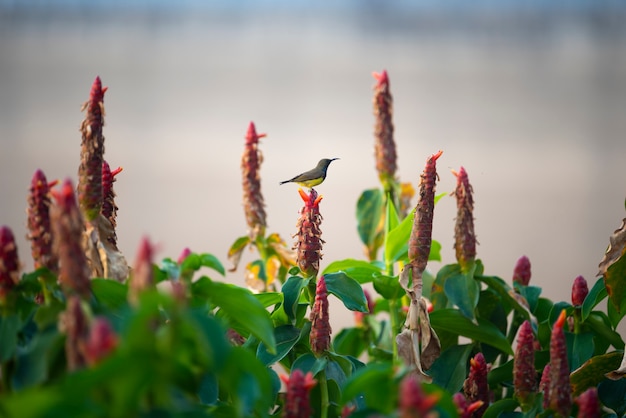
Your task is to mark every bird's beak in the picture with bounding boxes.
[331,158,340,162]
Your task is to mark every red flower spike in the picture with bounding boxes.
[78,76,108,221]
[177,247,192,264]
[399,374,440,418]
[514,320,537,409]
[84,317,117,366]
[62,295,88,371]
[408,150,443,274]
[548,310,572,417]
[0,226,20,302]
[51,179,92,299]
[309,276,332,354]
[294,188,324,278]
[128,236,155,305]
[575,387,601,418]
[281,369,317,418]
[539,363,551,410]
[463,352,490,418]
[512,255,532,286]
[452,167,477,270]
[27,169,58,271]
[571,275,589,307]
[372,69,398,189]
[241,122,267,241]
[453,393,484,418]
[101,161,122,241]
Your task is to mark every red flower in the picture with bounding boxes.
[513,320,537,409]
[128,236,155,305]
[294,188,324,278]
[27,169,58,271]
[372,70,397,190]
[280,369,317,418]
[309,276,331,354]
[575,387,601,418]
[241,122,267,240]
[548,310,572,417]
[571,275,588,307]
[452,166,476,270]
[84,317,117,366]
[399,373,440,418]
[101,161,122,244]
[463,352,490,417]
[0,226,20,303]
[78,76,107,221]
[512,256,531,286]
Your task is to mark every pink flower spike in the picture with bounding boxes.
[281,369,316,418]
[571,275,588,307]
[512,256,532,286]
[0,226,20,302]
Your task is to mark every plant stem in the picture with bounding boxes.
[389,298,399,360]
[319,369,329,418]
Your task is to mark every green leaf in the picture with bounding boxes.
[570,351,623,396]
[444,273,479,321]
[598,378,626,416]
[384,209,442,265]
[582,277,608,321]
[322,259,381,284]
[324,272,368,313]
[0,314,21,361]
[373,273,404,300]
[341,362,395,413]
[257,325,300,366]
[292,353,327,376]
[483,399,520,418]
[429,344,473,393]
[430,309,513,355]
[603,250,626,315]
[333,327,367,358]
[91,278,128,311]
[182,252,226,276]
[585,312,624,350]
[566,331,595,371]
[282,276,307,321]
[479,275,534,322]
[356,189,384,258]
[12,328,61,390]
[198,278,276,353]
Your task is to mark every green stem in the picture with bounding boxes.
[389,298,399,360]
[319,369,329,418]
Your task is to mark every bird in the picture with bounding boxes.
[279,158,339,188]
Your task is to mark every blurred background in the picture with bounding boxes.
[1,1,625,317]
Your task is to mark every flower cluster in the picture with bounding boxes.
[27,169,58,271]
[372,70,397,190]
[294,188,324,278]
[241,122,268,241]
[309,275,331,354]
[452,166,476,271]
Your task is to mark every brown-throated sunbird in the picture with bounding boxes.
[279,158,339,188]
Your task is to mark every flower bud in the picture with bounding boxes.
[280,369,316,418]
[309,276,331,354]
[27,169,58,271]
[575,387,601,418]
[548,310,572,417]
[512,256,531,286]
[452,167,476,270]
[0,226,20,303]
[571,275,588,307]
[513,320,537,409]
[241,122,267,240]
[399,373,440,418]
[463,352,490,417]
[372,70,397,190]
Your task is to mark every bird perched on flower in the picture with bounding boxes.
[279,158,339,189]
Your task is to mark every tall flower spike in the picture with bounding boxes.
[452,167,476,271]
[78,76,107,222]
[61,295,88,371]
[372,70,397,190]
[409,150,443,276]
[294,188,324,278]
[548,310,572,417]
[463,352,490,418]
[241,122,267,241]
[309,275,331,355]
[575,387,601,418]
[514,320,537,410]
[571,275,588,307]
[27,169,58,271]
[280,369,317,418]
[51,179,91,299]
[128,236,155,305]
[101,161,122,244]
[399,374,440,418]
[539,363,551,410]
[453,393,484,418]
[0,226,20,304]
[512,255,531,286]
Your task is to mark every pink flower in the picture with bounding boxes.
[309,276,331,354]
[280,369,317,418]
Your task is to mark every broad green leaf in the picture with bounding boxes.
[373,273,404,300]
[12,328,61,390]
[333,328,367,358]
[598,378,626,416]
[384,192,400,234]
[430,309,513,355]
[488,359,513,387]
[479,275,534,322]
[282,276,307,321]
[483,399,521,418]
[0,314,21,361]
[356,189,384,259]
[254,292,282,308]
[570,351,623,396]
[292,353,327,376]
[181,253,225,276]
[566,331,595,371]
[429,344,473,393]
[324,272,368,313]
[385,208,444,265]
[341,362,395,413]
[198,372,219,405]
[582,276,608,321]
[91,278,128,311]
[257,325,301,366]
[444,273,479,321]
[199,278,276,353]
[598,218,626,314]
[585,312,624,349]
[322,259,381,284]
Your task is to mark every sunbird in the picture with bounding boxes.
[279,158,339,188]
